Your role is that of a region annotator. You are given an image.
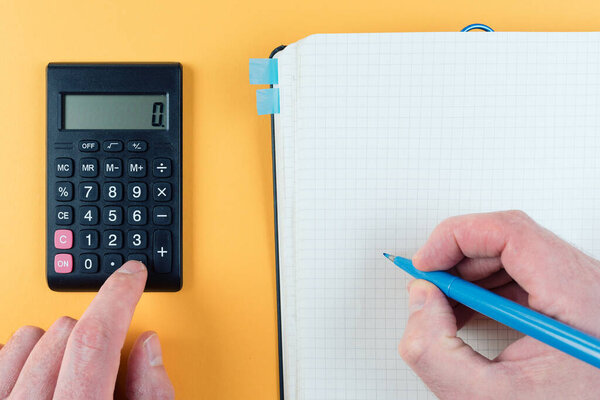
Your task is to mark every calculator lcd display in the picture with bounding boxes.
[63,94,167,130]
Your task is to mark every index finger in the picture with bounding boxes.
[412,210,582,292]
[53,261,147,399]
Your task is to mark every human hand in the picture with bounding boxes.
[0,261,174,399]
[400,211,600,400]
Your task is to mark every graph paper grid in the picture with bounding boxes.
[274,32,600,400]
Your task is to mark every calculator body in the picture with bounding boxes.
[46,63,182,291]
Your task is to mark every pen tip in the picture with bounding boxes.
[383,253,395,261]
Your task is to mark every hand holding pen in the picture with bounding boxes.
[397,211,600,400]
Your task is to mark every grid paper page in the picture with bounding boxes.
[275,32,600,399]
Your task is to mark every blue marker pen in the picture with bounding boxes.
[384,253,600,369]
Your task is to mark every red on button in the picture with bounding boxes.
[54,254,73,273]
[54,229,73,249]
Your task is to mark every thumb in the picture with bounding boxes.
[400,280,508,399]
[125,332,175,400]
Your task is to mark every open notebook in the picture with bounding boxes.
[270,32,600,399]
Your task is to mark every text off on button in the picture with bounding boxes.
[54,254,73,273]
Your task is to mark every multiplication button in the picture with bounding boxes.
[153,183,171,201]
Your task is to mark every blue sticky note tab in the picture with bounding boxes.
[256,88,280,115]
[249,58,278,85]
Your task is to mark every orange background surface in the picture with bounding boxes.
[2,0,600,398]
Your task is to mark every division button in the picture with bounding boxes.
[54,229,73,250]
[153,206,172,225]
[127,140,147,152]
[55,205,73,225]
[153,230,171,273]
[103,140,123,152]
[80,254,99,273]
[103,253,123,271]
[79,140,99,152]
[153,159,172,177]
[56,182,73,201]
[55,158,73,177]
[54,254,73,274]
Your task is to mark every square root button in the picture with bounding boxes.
[54,254,73,273]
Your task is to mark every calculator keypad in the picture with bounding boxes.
[50,140,176,279]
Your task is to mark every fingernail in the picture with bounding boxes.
[144,333,164,367]
[408,281,429,315]
[117,261,146,274]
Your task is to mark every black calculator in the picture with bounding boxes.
[46,63,182,291]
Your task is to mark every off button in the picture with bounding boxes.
[79,140,99,152]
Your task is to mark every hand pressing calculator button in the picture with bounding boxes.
[47,63,182,291]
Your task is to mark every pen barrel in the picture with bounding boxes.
[447,279,600,369]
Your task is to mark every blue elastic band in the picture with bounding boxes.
[249,58,278,85]
[256,88,280,115]
[461,23,494,32]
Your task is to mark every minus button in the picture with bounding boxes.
[153,206,172,225]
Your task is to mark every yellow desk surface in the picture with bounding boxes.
[2,0,600,397]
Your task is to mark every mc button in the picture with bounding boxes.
[55,158,73,178]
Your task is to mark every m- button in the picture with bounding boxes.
[104,159,122,177]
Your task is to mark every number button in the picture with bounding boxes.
[128,230,147,249]
[80,158,98,177]
[127,206,147,225]
[103,230,123,249]
[103,158,122,177]
[56,205,73,225]
[153,206,172,225]
[55,158,73,177]
[104,253,123,271]
[103,182,123,201]
[127,183,147,201]
[127,140,147,152]
[80,206,99,225]
[153,183,172,201]
[79,140,99,152]
[79,182,99,202]
[128,159,146,178]
[103,140,123,152]
[153,159,171,177]
[80,254,99,273]
[56,182,73,201]
[79,230,99,249]
[103,206,123,225]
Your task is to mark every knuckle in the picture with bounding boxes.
[13,325,44,338]
[502,209,531,223]
[69,317,113,361]
[398,330,431,367]
[53,316,77,333]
